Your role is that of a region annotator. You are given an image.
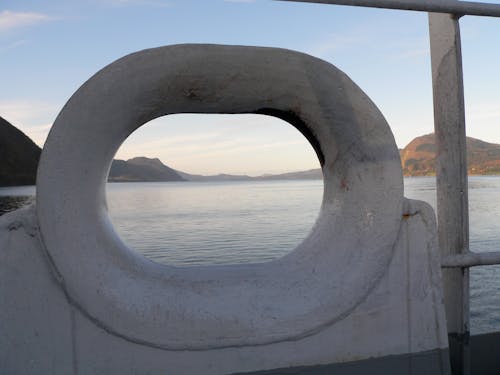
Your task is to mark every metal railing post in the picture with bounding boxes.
[429,13,470,375]
[278,0,500,18]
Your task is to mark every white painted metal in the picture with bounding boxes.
[0,44,450,374]
[0,200,449,373]
[278,0,500,17]
[278,1,481,373]
[429,13,470,375]
[442,251,500,268]
[36,44,404,350]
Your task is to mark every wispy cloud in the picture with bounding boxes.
[467,102,500,121]
[167,138,314,175]
[23,123,53,146]
[306,28,430,65]
[395,47,429,60]
[103,0,172,7]
[172,139,305,160]
[0,39,27,53]
[0,100,58,146]
[387,37,429,61]
[113,113,318,175]
[0,10,51,32]
[307,33,367,59]
[463,101,500,145]
[115,132,222,158]
[224,0,257,3]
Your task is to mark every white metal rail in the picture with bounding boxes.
[442,251,500,268]
[278,1,500,374]
[279,0,500,17]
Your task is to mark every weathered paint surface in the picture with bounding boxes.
[0,45,449,374]
[0,200,449,374]
[429,14,470,375]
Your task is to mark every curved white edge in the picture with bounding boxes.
[36,44,403,349]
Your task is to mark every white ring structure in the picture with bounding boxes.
[37,44,403,350]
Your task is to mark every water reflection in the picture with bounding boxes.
[0,195,35,216]
[0,179,500,333]
[0,185,36,216]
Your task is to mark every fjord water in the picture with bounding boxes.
[107,180,322,266]
[1,177,499,334]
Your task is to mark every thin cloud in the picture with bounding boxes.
[116,132,222,158]
[177,139,305,159]
[104,0,172,7]
[395,48,429,60]
[0,100,57,125]
[307,33,368,59]
[169,139,314,176]
[0,100,58,147]
[467,102,500,123]
[0,39,27,53]
[388,37,430,61]
[24,123,53,146]
[0,10,51,32]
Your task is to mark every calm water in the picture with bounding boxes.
[0,185,35,216]
[1,177,500,334]
[108,180,322,265]
[404,177,500,334]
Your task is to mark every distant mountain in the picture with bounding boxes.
[0,116,41,186]
[6,123,500,187]
[176,170,253,181]
[400,133,500,176]
[257,168,322,180]
[177,168,322,181]
[109,157,185,182]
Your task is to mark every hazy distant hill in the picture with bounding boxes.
[400,133,500,176]
[257,169,322,180]
[176,170,253,181]
[0,116,41,186]
[7,122,500,187]
[109,157,185,182]
[177,168,322,181]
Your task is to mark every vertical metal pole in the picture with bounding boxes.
[428,13,470,375]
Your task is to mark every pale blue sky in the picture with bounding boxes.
[1,0,500,175]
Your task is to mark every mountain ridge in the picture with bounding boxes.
[0,116,41,186]
[400,133,500,176]
[4,116,500,186]
[109,157,185,182]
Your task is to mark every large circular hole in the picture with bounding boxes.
[106,114,323,266]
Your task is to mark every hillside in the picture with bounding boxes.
[177,168,322,181]
[400,133,500,176]
[0,116,41,186]
[109,157,185,182]
[257,168,322,180]
[176,170,253,181]
[6,121,500,186]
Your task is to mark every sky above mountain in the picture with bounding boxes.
[2,0,500,175]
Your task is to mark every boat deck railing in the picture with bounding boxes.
[279,1,500,374]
